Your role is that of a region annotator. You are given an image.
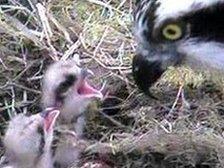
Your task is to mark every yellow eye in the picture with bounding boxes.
[162,24,182,40]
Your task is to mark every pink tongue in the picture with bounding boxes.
[78,81,103,99]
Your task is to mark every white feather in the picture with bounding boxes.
[179,40,224,72]
[155,0,223,27]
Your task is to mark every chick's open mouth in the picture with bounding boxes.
[76,69,105,99]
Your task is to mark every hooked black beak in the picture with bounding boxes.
[132,54,165,95]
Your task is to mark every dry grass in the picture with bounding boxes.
[1,0,224,168]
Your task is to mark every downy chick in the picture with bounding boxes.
[42,59,104,167]
[42,59,104,135]
[2,108,60,168]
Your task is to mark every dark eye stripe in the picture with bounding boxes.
[55,74,77,103]
[183,3,224,42]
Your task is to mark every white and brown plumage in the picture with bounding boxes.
[133,0,224,94]
[1,108,59,168]
[42,59,104,167]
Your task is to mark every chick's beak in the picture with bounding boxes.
[76,68,104,100]
[41,108,60,132]
[81,68,94,79]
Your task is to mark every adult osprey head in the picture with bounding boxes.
[132,0,224,94]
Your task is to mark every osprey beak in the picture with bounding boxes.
[132,54,165,95]
[132,46,183,95]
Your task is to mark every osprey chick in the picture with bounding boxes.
[2,108,59,168]
[42,59,104,167]
[42,59,104,133]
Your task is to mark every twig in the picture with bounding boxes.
[0,13,43,46]
[36,3,58,60]
[61,40,81,61]
[48,12,73,44]
[10,82,41,94]
[85,130,224,156]
[87,0,123,14]
[23,91,28,114]
[169,83,184,113]
[99,111,131,130]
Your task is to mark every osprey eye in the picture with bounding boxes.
[162,24,183,41]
